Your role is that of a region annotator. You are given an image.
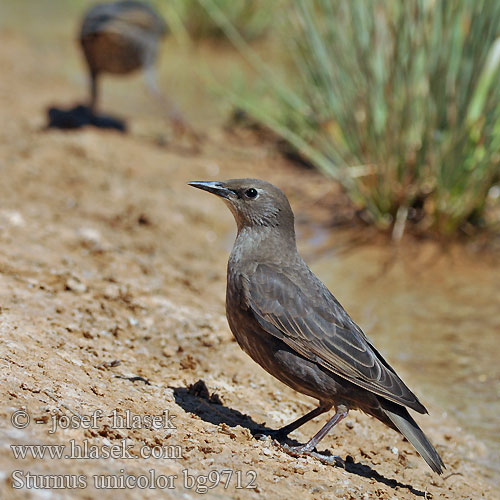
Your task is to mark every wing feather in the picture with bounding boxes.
[245,263,426,413]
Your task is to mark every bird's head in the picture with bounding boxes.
[188,178,295,234]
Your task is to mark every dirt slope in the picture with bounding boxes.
[0,30,494,500]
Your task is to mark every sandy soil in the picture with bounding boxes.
[0,28,495,500]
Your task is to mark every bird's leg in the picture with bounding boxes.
[144,67,202,145]
[296,406,348,453]
[256,402,331,441]
[89,71,98,115]
[278,402,333,437]
[280,404,348,466]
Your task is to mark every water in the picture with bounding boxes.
[300,229,500,483]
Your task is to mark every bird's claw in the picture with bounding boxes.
[277,442,345,468]
[308,450,345,468]
[277,441,311,457]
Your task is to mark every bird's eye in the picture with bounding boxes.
[245,188,258,199]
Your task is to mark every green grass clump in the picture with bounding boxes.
[205,0,500,237]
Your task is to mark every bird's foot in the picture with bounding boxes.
[277,442,345,467]
[308,450,345,467]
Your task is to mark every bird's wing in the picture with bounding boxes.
[243,263,426,413]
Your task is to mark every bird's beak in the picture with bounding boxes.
[188,181,234,200]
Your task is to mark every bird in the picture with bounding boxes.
[188,178,445,474]
[80,0,191,136]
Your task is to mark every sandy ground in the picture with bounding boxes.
[0,28,496,500]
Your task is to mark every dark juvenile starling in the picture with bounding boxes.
[189,178,445,474]
[80,1,190,134]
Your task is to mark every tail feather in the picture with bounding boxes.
[380,399,445,474]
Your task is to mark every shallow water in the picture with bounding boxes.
[300,230,500,483]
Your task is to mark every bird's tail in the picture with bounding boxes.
[380,399,445,474]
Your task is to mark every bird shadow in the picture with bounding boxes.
[172,381,426,497]
[45,104,203,155]
[46,104,127,132]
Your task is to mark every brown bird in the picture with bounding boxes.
[80,0,189,135]
[189,178,445,474]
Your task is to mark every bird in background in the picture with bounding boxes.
[189,178,445,475]
[80,0,198,140]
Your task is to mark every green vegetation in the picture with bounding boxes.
[164,0,273,42]
[201,0,500,237]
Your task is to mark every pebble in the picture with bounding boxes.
[65,277,87,293]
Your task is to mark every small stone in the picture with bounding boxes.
[162,347,175,357]
[65,277,87,293]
